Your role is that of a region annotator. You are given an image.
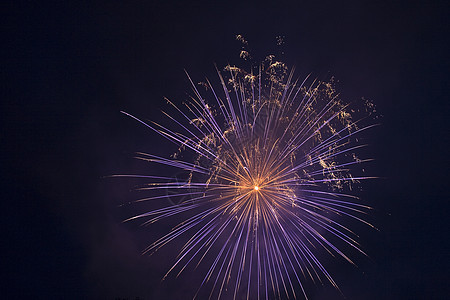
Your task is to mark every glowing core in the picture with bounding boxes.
[254,186,259,191]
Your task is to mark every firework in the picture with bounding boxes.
[118,53,376,299]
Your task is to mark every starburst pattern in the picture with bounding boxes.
[118,55,377,299]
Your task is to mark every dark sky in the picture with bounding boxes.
[2,1,449,299]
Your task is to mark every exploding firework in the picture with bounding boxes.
[117,50,377,299]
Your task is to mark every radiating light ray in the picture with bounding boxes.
[117,52,377,299]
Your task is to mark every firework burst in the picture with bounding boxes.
[117,53,377,299]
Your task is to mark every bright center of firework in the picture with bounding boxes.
[254,186,259,191]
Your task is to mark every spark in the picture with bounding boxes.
[117,53,377,299]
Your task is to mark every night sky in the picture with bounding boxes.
[2,1,449,299]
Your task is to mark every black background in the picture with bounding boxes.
[2,1,449,299]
